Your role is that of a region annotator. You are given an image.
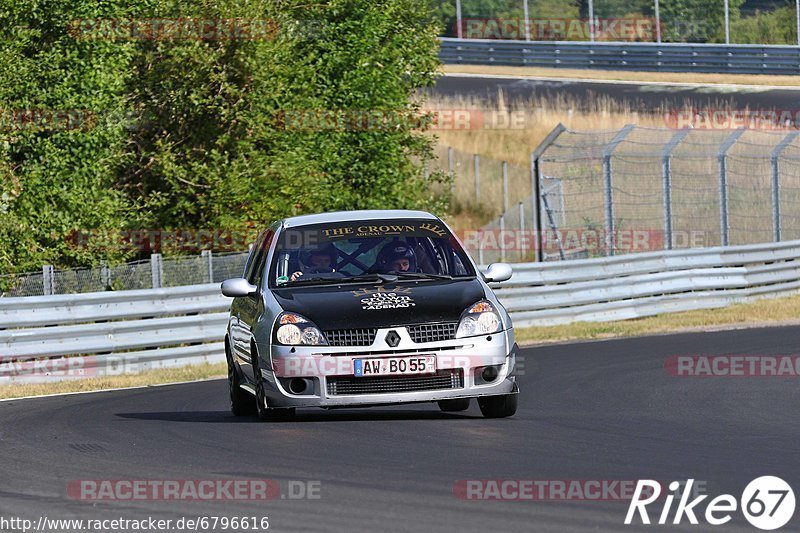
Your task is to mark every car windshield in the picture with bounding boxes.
[269,219,475,287]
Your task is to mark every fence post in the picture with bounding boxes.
[474,154,480,202]
[718,129,744,247]
[531,124,567,262]
[771,131,799,242]
[100,261,111,290]
[202,250,214,283]
[603,125,635,256]
[456,0,462,39]
[42,265,54,296]
[151,253,163,288]
[502,161,509,214]
[500,214,506,263]
[662,130,690,250]
[448,147,455,195]
[518,201,525,262]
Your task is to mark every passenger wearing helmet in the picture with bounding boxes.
[376,241,419,273]
[290,243,340,281]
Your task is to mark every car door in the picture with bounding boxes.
[235,228,275,383]
[230,231,267,378]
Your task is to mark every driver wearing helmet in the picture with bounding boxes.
[290,243,340,281]
[376,241,419,273]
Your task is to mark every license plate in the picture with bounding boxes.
[353,356,436,377]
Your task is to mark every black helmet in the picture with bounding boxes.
[377,241,417,272]
[299,243,338,272]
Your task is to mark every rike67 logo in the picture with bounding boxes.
[625,477,795,530]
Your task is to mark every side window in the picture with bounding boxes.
[249,229,275,287]
[242,232,266,281]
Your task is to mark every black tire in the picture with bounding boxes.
[438,398,471,412]
[255,378,295,422]
[228,348,256,416]
[477,394,518,418]
[252,344,296,422]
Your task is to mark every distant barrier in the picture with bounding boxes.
[439,38,800,75]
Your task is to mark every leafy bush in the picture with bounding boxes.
[0,0,445,274]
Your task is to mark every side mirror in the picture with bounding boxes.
[483,263,513,283]
[221,278,258,298]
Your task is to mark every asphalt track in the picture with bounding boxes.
[432,74,800,112]
[1,325,799,532]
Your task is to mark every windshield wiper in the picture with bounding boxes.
[280,273,397,287]
[391,272,454,280]
[336,273,398,284]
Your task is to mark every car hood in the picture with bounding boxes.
[271,278,486,330]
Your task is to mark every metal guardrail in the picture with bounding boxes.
[493,240,800,326]
[3,240,800,384]
[439,38,800,75]
[0,284,229,384]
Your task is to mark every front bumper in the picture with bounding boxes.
[255,328,518,409]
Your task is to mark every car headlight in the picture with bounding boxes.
[275,312,328,346]
[455,300,502,338]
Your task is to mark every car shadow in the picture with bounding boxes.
[115,408,482,423]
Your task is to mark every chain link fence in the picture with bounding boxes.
[470,124,800,264]
[7,125,800,295]
[0,251,249,298]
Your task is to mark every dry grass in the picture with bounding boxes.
[0,362,227,400]
[515,292,800,345]
[425,92,664,232]
[444,64,800,87]
[425,92,662,165]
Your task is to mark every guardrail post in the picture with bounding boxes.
[151,253,163,289]
[474,154,480,202]
[718,129,744,247]
[531,124,567,262]
[662,130,690,250]
[603,125,635,256]
[771,131,799,242]
[202,250,213,283]
[42,265,54,296]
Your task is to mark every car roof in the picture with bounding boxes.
[282,209,439,228]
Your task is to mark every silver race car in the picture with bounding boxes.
[221,210,518,420]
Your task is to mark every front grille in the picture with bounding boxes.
[325,328,377,346]
[407,322,458,343]
[327,369,464,396]
[320,345,465,357]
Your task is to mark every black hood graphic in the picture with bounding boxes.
[271,279,486,330]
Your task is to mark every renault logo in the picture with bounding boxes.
[385,330,401,347]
